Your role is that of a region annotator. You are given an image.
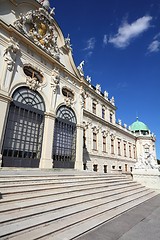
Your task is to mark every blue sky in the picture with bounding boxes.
[50,0,160,159]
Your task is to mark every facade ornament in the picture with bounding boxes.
[124,123,127,129]
[110,132,116,140]
[86,75,91,84]
[96,84,101,94]
[26,76,42,91]
[77,61,85,76]
[83,121,90,130]
[101,129,108,137]
[104,90,108,100]
[64,34,72,50]
[51,68,60,93]
[3,37,20,71]
[80,86,87,107]
[14,8,60,60]
[64,97,74,108]
[110,96,115,105]
[92,126,99,134]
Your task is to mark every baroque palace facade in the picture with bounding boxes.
[0,0,157,173]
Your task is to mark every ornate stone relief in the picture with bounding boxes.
[26,76,42,91]
[80,86,87,108]
[14,8,60,60]
[24,64,45,91]
[50,67,60,93]
[3,37,20,71]
[110,132,116,140]
[64,97,74,108]
[102,129,109,137]
[92,126,99,134]
[83,121,90,130]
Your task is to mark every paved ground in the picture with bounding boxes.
[77,193,160,240]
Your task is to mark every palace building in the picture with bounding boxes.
[0,0,157,173]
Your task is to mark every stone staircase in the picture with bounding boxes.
[0,169,157,240]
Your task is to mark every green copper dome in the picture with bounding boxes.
[130,118,149,132]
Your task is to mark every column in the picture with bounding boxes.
[75,124,84,170]
[0,93,11,166]
[39,112,56,169]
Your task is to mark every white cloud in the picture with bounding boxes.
[148,40,160,52]
[84,37,96,50]
[108,16,152,48]
[103,34,108,45]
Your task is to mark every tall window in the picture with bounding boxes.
[83,98,86,109]
[93,132,97,150]
[129,144,132,158]
[104,165,107,173]
[133,145,136,159]
[103,136,106,152]
[110,113,113,123]
[111,138,114,154]
[124,142,127,157]
[102,107,105,119]
[125,164,128,172]
[118,140,121,156]
[92,101,96,114]
[83,129,86,148]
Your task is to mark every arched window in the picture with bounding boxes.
[53,106,77,168]
[2,87,45,168]
[12,87,45,112]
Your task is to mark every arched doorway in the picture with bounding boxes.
[2,87,45,168]
[53,106,77,168]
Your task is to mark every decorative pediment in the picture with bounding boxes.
[14,8,60,60]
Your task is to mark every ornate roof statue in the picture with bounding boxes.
[37,0,50,10]
[77,61,85,76]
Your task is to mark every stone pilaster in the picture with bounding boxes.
[0,92,11,167]
[75,124,84,170]
[39,112,56,169]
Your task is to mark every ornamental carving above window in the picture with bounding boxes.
[62,87,74,99]
[24,65,43,91]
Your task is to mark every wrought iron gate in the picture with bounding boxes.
[53,106,77,168]
[2,87,45,168]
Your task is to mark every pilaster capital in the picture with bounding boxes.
[44,112,56,119]
[76,124,84,130]
[0,92,12,103]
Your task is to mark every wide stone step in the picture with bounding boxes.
[0,174,126,184]
[0,184,144,224]
[0,179,135,202]
[47,192,157,240]
[0,181,139,212]
[0,189,156,240]
[0,176,129,190]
